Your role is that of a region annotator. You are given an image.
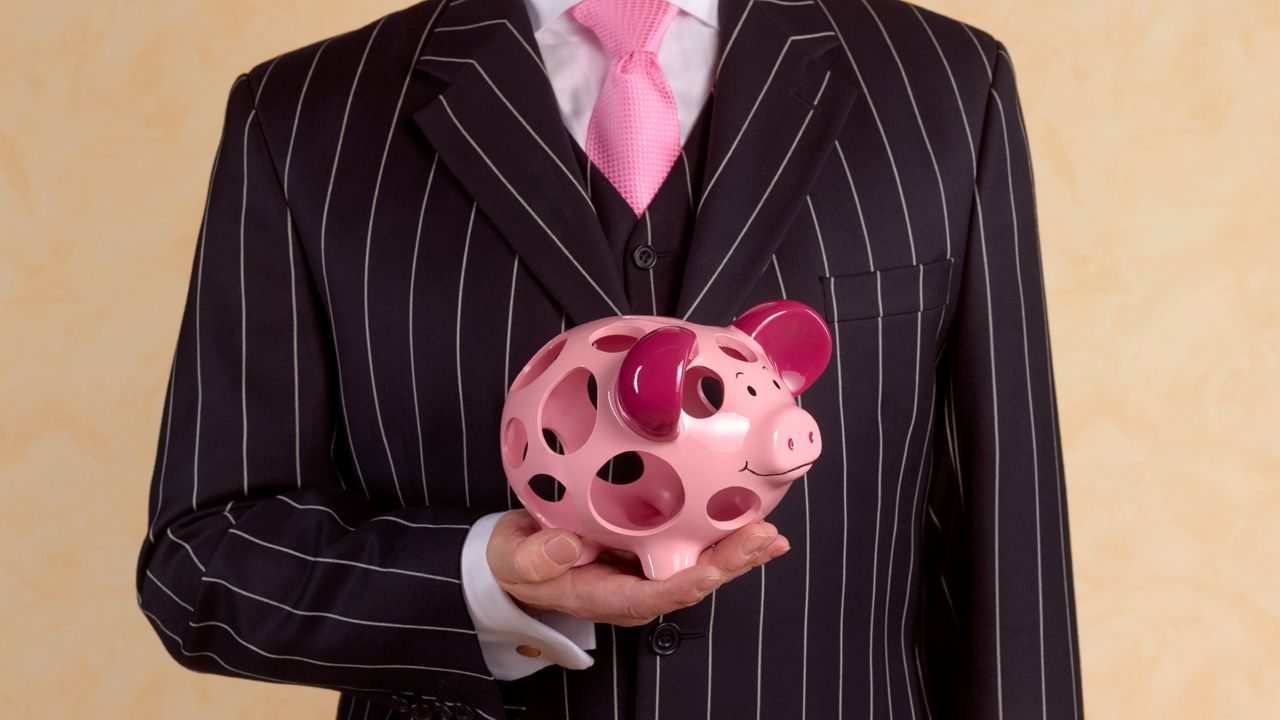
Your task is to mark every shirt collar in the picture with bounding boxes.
[524,0,719,34]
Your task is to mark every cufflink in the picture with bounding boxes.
[516,644,543,657]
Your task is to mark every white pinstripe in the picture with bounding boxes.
[835,138,883,720]
[141,609,391,695]
[200,576,474,634]
[971,183,1005,718]
[369,516,471,530]
[808,194,852,720]
[227,528,459,583]
[962,24,993,80]
[168,526,207,572]
[330,427,348,491]
[944,383,966,509]
[645,210,657,313]
[939,574,957,620]
[192,77,246,510]
[899,373,941,720]
[680,149,694,207]
[504,253,520,511]
[146,569,194,612]
[319,18,387,499]
[410,153,441,506]
[772,254,813,719]
[278,495,356,532]
[914,645,934,720]
[282,40,330,490]
[682,71,833,320]
[437,95,623,315]
[223,500,237,525]
[1005,46,1081,718]
[992,85,1048,719]
[364,8,445,508]
[188,619,493,679]
[699,32,836,207]
[704,591,716,720]
[755,564,766,720]
[239,108,255,495]
[881,266,927,720]
[654,612,663,720]
[611,625,620,720]
[456,203,477,506]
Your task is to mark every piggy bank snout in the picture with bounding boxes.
[751,405,821,477]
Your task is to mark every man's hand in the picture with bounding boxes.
[487,509,790,627]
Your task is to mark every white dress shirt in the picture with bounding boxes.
[458,0,720,681]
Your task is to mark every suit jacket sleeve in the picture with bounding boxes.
[919,42,1084,719]
[134,73,504,714]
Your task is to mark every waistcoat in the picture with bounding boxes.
[565,93,715,318]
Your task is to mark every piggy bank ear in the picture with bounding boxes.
[732,300,832,396]
[616,326,697,442]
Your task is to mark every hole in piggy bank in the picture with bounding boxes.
[529,473,566,502]
[543,428,564,455]
[706,486,762,526]
[682,367,724,419]
[595,451,645,485]
[524,473,580,532]
[590,324,647,353]
[511,337,567,392]
[715,334,758,363]
[502,418,528,469]
[540,368,596,455]
[588,452,685,532]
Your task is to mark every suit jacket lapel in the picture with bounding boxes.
[410,0,630,325]
[676,0,860,325]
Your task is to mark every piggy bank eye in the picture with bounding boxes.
[772,379,781,390]
[746,385,757,397]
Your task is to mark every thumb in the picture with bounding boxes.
[507,529,582,584]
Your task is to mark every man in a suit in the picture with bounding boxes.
[136,0,1083,717]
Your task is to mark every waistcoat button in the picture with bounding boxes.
[632,244,657,270]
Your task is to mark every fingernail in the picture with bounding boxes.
[697,573,720,593]
[544,534,579,565]
[745,533,775,556]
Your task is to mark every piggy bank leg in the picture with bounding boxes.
[640,542,706,581]
[571,539,603,568]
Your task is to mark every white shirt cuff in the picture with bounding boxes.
[460,511,597,680]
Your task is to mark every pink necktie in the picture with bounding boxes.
[570,0,682,216]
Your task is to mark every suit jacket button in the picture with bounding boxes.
[453,705,475,720]
[632,244,657,270]
[649,621,681,655]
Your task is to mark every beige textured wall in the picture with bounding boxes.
[1,0,1276,717]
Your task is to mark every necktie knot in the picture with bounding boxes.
[570,0,680,58]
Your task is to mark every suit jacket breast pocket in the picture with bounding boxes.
[818,257,955,323]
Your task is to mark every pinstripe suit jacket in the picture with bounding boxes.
[135,0,1083,717]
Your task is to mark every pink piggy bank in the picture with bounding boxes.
[499,300,832,580]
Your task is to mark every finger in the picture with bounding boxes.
[488,513,583,584]
[699,522,783,579]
